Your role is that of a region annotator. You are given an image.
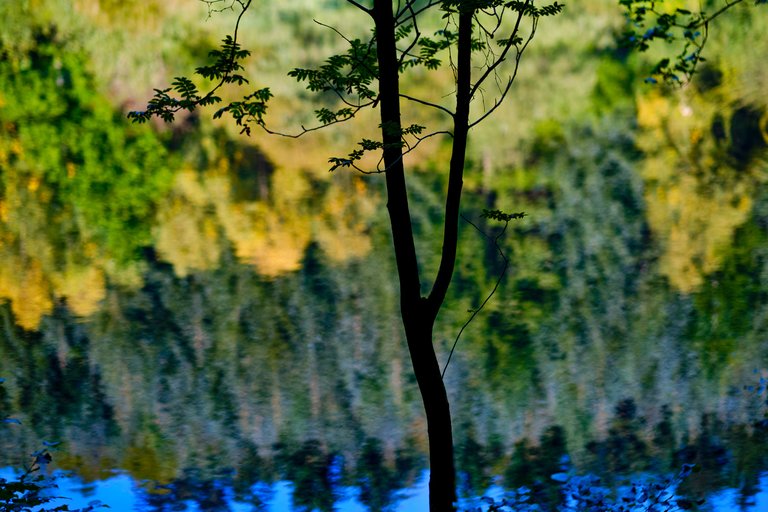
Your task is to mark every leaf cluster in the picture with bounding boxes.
[0,475,55,512]
[288,37,378,103]
[128,35,256,124]
[481,209,527,222]
[502,1,564,17]
[410,29,459,70]
[327,123,426,173]
[440,0,563,17]
[328,139,384,172]
[196,34,250,84]
[0,450,106,512]
[619,0,764,84]
[212,88,273,136]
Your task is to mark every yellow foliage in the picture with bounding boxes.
[636,94,671,131]
[221,201,311,277]
[636,87,764,292]
[53,265,107,318]
[73,0,191,32]
[0,256,53,330]
[27,176,40,192]
[152,162,375,278]
[154,170,223,276]
[314,177,378,263]
[645,174,752,292]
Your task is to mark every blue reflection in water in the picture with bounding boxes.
[2,468,766,511]
[0,468,429,511]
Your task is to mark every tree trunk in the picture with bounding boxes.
[404,311,457,511]
[372,1,474,510]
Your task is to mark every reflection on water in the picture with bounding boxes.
[2,467,768,511]
[2,7,768,511]
[1,237,767,510]
[1,113,768,508]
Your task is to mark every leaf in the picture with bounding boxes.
[171,77,199,100]
[481,209,527,222]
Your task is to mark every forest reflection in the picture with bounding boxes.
[1,231,767,510]
[1,1,768,510]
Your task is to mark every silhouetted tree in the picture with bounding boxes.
[130,1,759,509]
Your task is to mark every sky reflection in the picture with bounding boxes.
[3,468,765,511]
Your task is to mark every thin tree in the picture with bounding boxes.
[130,0,756,509]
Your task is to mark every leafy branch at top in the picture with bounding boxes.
[288,35,379,102]
[128,0,256,124]
[619,0,764,85]
[128,1,563,173]
[392,0,563,134]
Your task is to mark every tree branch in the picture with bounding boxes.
[399,93,455,117]
[259,107,365,138]
[441,215,511,379]
[469,0,530,99]
[427,8,473,316]
[395,0,442,27]
[396,1,422,70]
[469,18,537,129]
[373,0,422,307]
[345,0,372,15]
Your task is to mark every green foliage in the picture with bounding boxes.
[440,0,563,17]
[688,194,768,375]
[212,88,273,136]
[619,0,764,84]
[288,37,378,100]
[0,32,174,265]
[481,209,527,222]
[195,35,251,85]
[128,33,257,125]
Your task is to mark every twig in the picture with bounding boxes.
[441,215,511,379]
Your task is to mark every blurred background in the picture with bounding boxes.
[0,1,767,510]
